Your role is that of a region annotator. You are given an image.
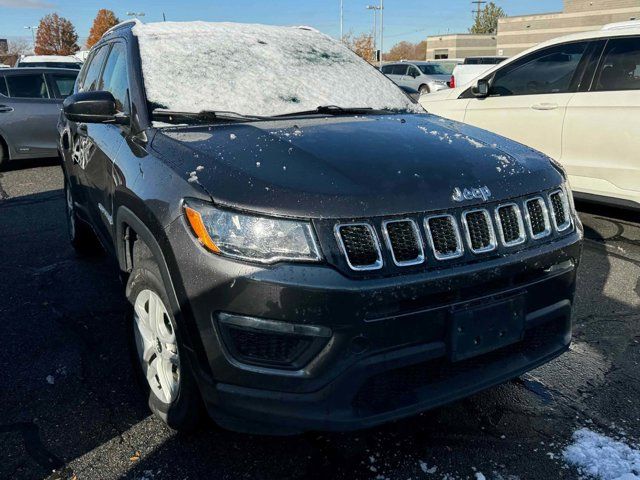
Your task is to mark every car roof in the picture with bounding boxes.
[0,67,80,74]
[18,55,81,63]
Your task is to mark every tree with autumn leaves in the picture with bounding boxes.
[87,9,120,48]
[34,13,79,55]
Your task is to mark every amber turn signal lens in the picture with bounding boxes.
[184,206,220,253]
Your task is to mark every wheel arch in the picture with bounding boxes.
[0,129,11,161]
[115,206,211,380]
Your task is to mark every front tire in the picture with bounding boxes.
[127,248,205,431]
[419,84,430,95]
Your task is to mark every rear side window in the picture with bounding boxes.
[381,65,393,74]
[491,42,588,96]
[594,37,640,91]
[391,65,407,75]
[0,77,7,97]
[5,74,49,98]
[81,46,109,92]
[49,73,78,98]
[99,43,130,113]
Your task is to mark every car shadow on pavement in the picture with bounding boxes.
[1,188,639,480]
[1,157,61,172]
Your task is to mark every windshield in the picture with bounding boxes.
[133,22,420,117]
[417,64,448,75]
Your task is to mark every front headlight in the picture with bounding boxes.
[183,201,321,264]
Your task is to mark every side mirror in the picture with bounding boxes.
[472,79,490,98]
[63,91,128,124]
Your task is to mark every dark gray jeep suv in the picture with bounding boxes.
[59,20,582,434]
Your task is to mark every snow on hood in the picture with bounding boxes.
[132,21,420,117]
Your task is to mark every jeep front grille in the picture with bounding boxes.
[496,204,525,246]
[335,223,383,270]
[382,219,424,266]
[425,215,463,260]
[462,209,496,253]
[331,189,573,272]
[525,197,551,239]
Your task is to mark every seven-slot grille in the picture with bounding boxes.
[462,209,496,253]
[333,190,572,271]
[525,197,551,239]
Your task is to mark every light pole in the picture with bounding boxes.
[379,0,384,68]
[340,0,344,42]
[24,26,37,46]
[366,5,380,61]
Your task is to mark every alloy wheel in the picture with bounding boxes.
[133,289,180,404]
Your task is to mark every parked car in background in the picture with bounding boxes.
[16,55,83,70]
[59,20,581,434]
[450,56,508,88]
[0,68,78,168]
[420,21,640,210]
[382,61,450,94]
[0,64,10,69]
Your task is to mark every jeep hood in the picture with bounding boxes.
[151,114,563,219]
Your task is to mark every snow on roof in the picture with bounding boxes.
[19,55,81,63]
[132,21,419,117]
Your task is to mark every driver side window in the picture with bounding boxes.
[490,41,589,96]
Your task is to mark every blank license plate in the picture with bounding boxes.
[449,295,526,362]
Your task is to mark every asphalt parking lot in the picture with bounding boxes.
[1,159,639,480]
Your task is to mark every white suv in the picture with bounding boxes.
[420,21,640,209]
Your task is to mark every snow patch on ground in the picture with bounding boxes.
[563,428,640,479]
[132,21,420,117]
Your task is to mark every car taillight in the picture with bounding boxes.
[449,75,455,88]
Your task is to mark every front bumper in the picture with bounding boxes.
[166,218,582,434]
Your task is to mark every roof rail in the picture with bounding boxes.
[103,19,141,38]
[601,20,640,31]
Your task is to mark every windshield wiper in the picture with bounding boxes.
[273,105,380,117]
[152,109,265,125]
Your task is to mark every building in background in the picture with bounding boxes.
[425,33,496,59]
[425,0,640,60]
[497,0,640,56]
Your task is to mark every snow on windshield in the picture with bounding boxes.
[132,21,420,117]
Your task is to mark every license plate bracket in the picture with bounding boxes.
[449,295,526,362]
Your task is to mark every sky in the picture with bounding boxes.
[0,0,563,49]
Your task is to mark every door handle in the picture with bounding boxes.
[0,105,14,113]
[531,103,558,111]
